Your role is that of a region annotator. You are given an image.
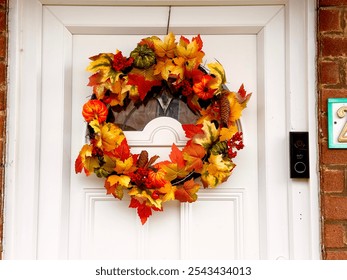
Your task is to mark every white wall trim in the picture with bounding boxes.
[286,0,320,259]
[40,0,287,6]
[5,0,43,259]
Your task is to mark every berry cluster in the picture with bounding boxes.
[227,132,244,159]
[129,167,155,190]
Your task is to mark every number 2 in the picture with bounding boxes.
[337,106,347,143]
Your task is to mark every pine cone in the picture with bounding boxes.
[220,93,230,126]
[138,150,149,167]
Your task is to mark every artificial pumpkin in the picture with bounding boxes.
[82,99,108,123]
[130,44,156,69]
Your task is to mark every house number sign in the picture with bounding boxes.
[328,98,347,149]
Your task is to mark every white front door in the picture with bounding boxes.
[5,0,319,260]
[69,31,258,260]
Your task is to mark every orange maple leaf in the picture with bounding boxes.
[87,72,104,87]
[182,142,206,172]
[169,144,185,168]
[175,179,200,203]
[160,161,189,181]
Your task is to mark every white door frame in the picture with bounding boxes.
[5,0,319,259]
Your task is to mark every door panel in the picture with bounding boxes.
[68,10,259,259]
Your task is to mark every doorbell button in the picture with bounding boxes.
[294,162,306,174]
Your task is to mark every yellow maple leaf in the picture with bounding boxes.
[207,61,226,87]
[100,123,125,152]
[75,144,100,176]
[158,183,176,203]
[90,121,125,152]
[219,125,238,141]
[86,53,123,84]
[107,174,131,188]
[89,119,101,133]
[176,36,205,70]
[103,155,116,170]
[161,161,190,181]
[92,84,107,100]
[105,174,131,199]
[129,67,159,81]
[153,32,177,58]
[227,92,243,124]
[128,189,163,209]
[114,157,136,174]
[101,77,130,106]
[171,57,186,81]
[153,58,175,81]
[193,120,220,149]
[142,191,163,209]
[128,186,140,197]
[201,154,235,188]
[86,53,113,73]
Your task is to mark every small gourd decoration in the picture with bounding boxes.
[130,44,156,69]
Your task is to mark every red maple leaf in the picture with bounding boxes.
[238,83,247,99]
[129,198,163,224]
[113,51,133,71]
[127,73,161,101]
[113,138,131,161]
[237,83,252,105]
[182,124,204,138]
[75,155,83,174]
[129,197,141,208]
[129,198,152,224]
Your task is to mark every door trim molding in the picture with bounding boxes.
[40,0,287,6]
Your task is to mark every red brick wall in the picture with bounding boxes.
[0,0,346,260]
[318,0,347,260]
[0,0,7,260]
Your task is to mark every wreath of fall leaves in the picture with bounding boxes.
[75,33,251,224]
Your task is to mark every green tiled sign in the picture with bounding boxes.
[328,98,347,149]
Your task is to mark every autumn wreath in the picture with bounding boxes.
[75,33,251,224]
